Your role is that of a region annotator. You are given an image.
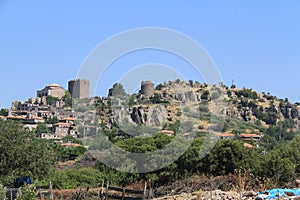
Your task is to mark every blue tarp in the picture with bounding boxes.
[258,188,300,199]
[13,176,32,188]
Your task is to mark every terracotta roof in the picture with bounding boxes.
[7,115,26,120]
[54,122,70,127]
[31,117,44,120]
[182,132,192,137]
[240,134,262,138]
[160,130,175,135]
[63,117,77,121]
[243,143,255,149]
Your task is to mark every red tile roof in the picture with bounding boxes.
[243,143,255,149]
[240,134,262,138]
[54,122,70,127]
[182,132,192,137]
[160,130,174,136]
[63,117,77,121]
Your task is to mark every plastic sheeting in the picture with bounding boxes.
[258,188,300,199]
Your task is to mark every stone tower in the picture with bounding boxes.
[141,81,154,96]
[68,79,90,99]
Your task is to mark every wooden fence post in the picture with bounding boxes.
[50,182,53,200]
[122,187,125,200]
[143,182,147,200]
[105,181,109,200]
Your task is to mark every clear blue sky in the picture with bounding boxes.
[0,1,299,108]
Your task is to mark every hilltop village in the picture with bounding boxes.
[1,79,300,149]
[1,79,91,141]
[2,79,300,199]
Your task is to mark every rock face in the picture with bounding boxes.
[97,80,300,131]
[146,105,167,126]
[174,91,200,102]
[130,105,167,127]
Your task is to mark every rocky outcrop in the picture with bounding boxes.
[174,91,200,102]
[130,105,167,127]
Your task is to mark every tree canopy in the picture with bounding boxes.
[0,121,56,184]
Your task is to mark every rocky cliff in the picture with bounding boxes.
[95,80,300,136]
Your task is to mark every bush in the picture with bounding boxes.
[51,168,104,189]
[201,90,210,100]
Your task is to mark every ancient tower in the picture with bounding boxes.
[141,81,154,96]
[68,79,90,99]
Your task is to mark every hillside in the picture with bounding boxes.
[2,79,300,196]
[91,80,299,148]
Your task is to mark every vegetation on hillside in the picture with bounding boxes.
[1,80,300,192]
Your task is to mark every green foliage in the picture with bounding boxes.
[53,138,86,162]
[176,138,204,175]
[262,92,277,101]
[0,121,56,184]
[0,109,8,116]
[62,91,72,107]
[37,130,300,189]
[260,135,278,150]
[203,140,260,176]
[35,122,52,137]
[199,101,209,113]
[253,136,300,186]
[258,104,278,125]
[46,95,59,105]
[150,93,170,104]
[163,120,180,134]
[128,95,136,107]
[46,116,59,124]
[17,184,36,200]
[93,96,103,110]
[235,88,258,99]
[109,83,127,98]
[201,90,210,100]
[155,84,164,90]
[227,90,232,98]
[62,136,83,145]
[211,91,220,100]
[115,133,172,153]
[51,168,104,189]
[0,184,6,200]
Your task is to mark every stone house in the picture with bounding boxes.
[37,83,66,99]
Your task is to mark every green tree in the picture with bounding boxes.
[108,83,127,98]
[35,122,52,137]
[46,95,59,105]
[0,121,56,184]
[201,90,210,100]
[0,109,8,116]
[46,116,59,124]
[203,140,259,176]
[62,91,72,107]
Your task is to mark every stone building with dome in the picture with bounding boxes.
[37,83,66,99]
